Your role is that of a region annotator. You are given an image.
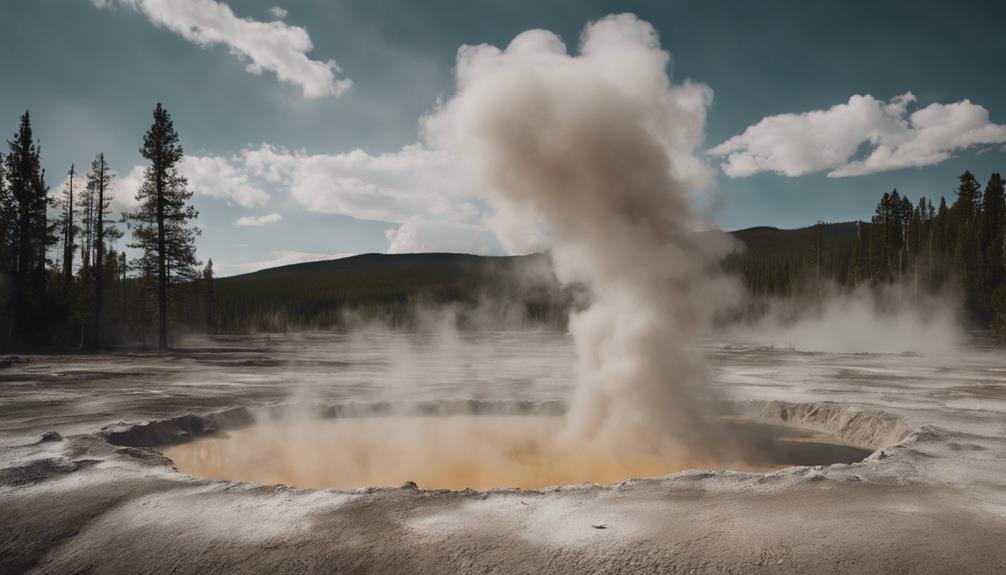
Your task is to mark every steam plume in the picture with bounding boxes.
[425,15,740,457]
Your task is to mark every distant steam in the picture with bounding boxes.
[728,284,964,354]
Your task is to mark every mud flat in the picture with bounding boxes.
[1,333,1005,574]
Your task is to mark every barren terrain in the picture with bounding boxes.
[2,332,1005,574]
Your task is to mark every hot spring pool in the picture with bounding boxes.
[162,414,872,490]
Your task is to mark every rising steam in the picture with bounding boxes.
[168,16,751,492]
[425,14,740,458]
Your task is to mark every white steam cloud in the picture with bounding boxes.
[423,14,740,456]
[728,285,964,355]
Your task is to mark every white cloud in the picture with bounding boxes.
[235,212,282,226]
[92,0,350,99]
[109,165,144,213]
[269,6,287,20]
[708,92,1006,178]
[113,158,268,209]
[243,144,480,224]
[215,250,354,276]
[181,155,269,207]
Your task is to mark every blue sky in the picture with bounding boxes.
[2,0,1006,275]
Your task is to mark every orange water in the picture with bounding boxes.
[163,415,809,490]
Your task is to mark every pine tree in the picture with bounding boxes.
[0,150,10,346]
[203,259,215,334]
[0,152,10,269]
[85,153,121,347]
[952,171,984,319]
[129,103,199,350]
[980,173,1005,311]
[5,111,53,343]
[60,164,78,289]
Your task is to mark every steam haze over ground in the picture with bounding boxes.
[728,284,966,354]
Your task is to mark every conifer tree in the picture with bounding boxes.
[60,164,77,288]
[203,259,215,334]
[5,111,52,343]
[85,153,121,347]
[129,103,199,350]
[953,171,984,317]
[0,151,11,272]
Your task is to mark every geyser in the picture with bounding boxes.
[165,15,768,492]
[424,14,740,459]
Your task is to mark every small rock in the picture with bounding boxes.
[40,431,62,443]
[401,480,418,489]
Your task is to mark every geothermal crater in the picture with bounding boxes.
[155,406,873,490]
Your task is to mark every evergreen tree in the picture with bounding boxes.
[85,154,121,347]
[0,152,11,270]
[129,103,199,350]
[60,164,78,289]
[203,259,215,334]
[5,111,53,343]
[0,149,10,346]
[981,173,1005,309]
[956,170,982,220]
[953,171,984,318]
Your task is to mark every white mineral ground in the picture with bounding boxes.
[1,332,1005,574]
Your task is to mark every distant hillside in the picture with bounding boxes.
[213,252,568,332]
[211,222,864,332]
[731,221,861,253]
[724,222,865,298]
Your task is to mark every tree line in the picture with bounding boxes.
[0,104,213,350]
[729,170,1006,342]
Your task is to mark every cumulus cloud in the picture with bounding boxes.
[111,158,267,209]
[91,0,350,99]
[243,144,479,225]
[235,212,282,226]
[708,92,1006,178]
[269,6,287,20]
[181,155,269,207]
